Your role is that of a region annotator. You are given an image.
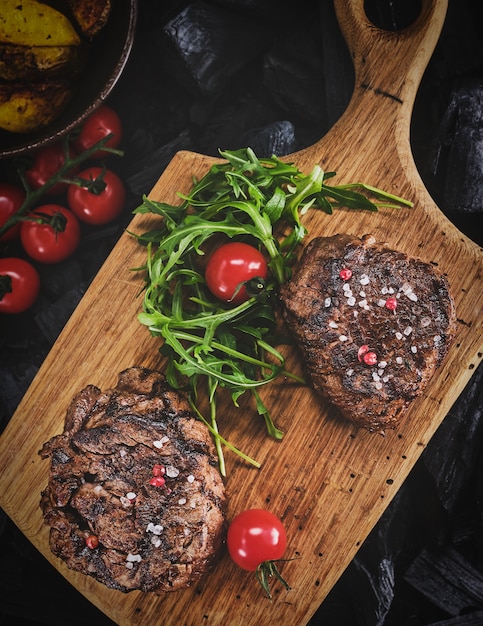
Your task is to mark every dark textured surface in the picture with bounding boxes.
[1,1,482,624]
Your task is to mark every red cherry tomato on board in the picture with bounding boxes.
[205,242,268,304]
[73,104,123,158]
[0,182,25,242]
[227,509,287,571]
[25,141,76,195]
[20,204,80,264]
[0,257,40,314]
[67,166,126,225]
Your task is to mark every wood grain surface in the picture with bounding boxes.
[1,0,482,624]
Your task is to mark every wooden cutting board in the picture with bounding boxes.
[1,0,482,624]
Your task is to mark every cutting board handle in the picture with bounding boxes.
[295,0,448,179]
[334,0,448,107]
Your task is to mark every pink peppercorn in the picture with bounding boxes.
[385,297,398,310]
[358,344,369,362]
[339,268,352,281]
[85,534,99,549]
[152,464,165,477]
[149,476,166,487]
[363,351,378,366]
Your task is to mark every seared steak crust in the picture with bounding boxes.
[39,366,226,593]
[279,234,457,431]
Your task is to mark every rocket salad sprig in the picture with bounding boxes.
[133,147,412,474]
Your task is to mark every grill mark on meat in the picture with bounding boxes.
[39,366,226,593]
[279,234,457,432]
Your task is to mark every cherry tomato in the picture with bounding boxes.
[0,183,25,241]
[25,141,76,195]
[67,166,126,225]
[205,242,268,304]
[0,257,40,314]
[227,509,287,571]
[20,204,80,264]
[73,104,122,158]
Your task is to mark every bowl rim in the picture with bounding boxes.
[0,0,138,160]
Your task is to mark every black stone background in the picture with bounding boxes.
[0,1,482,624]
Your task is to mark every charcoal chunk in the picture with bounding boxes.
[404,547,483,617]
[262,14,327,133]
[430,79,483,215]
[161,1,268,96]
[240,120,297,157]
[125,129,193,196]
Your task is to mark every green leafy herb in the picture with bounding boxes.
[133,147,412,474]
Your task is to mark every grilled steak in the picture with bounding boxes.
[279,234,457,432]
[39,366,226,593]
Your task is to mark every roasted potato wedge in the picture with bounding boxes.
[0,0,81,47]
[0,43,84,80]
[65,0,111,38]
[0,79,73,133]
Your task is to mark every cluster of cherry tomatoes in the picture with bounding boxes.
[0,105,125,314]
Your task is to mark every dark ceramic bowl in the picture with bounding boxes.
[0,0,137,160]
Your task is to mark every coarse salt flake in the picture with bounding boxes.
[378,361,387,368]
[147,523,164,535]
[339,335,348,342]
[407,292,418,301]
[178,498,187,505]
[324,297,331,307]
[343,283,351,292]
[94,484,103,493]
[411,346,417,353]
[421,317,431,327]
[346,369,354,376]
[375,382,383,390]
[126,492,137,500]
[360,274,370,285]
[347,296,356,306]
[165,466,179,478]
[126,553,142,563]
[187,475,195,483]
[359,291,366,298]
[358,299,368,308]
[434,335,442,345]
[395,332,403,340]
[329,321,338,328]
[151,537,162,548]
[377,299,386,307]
[403,326,413,336]
[396,356,403,364]
[153,436,169,449]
